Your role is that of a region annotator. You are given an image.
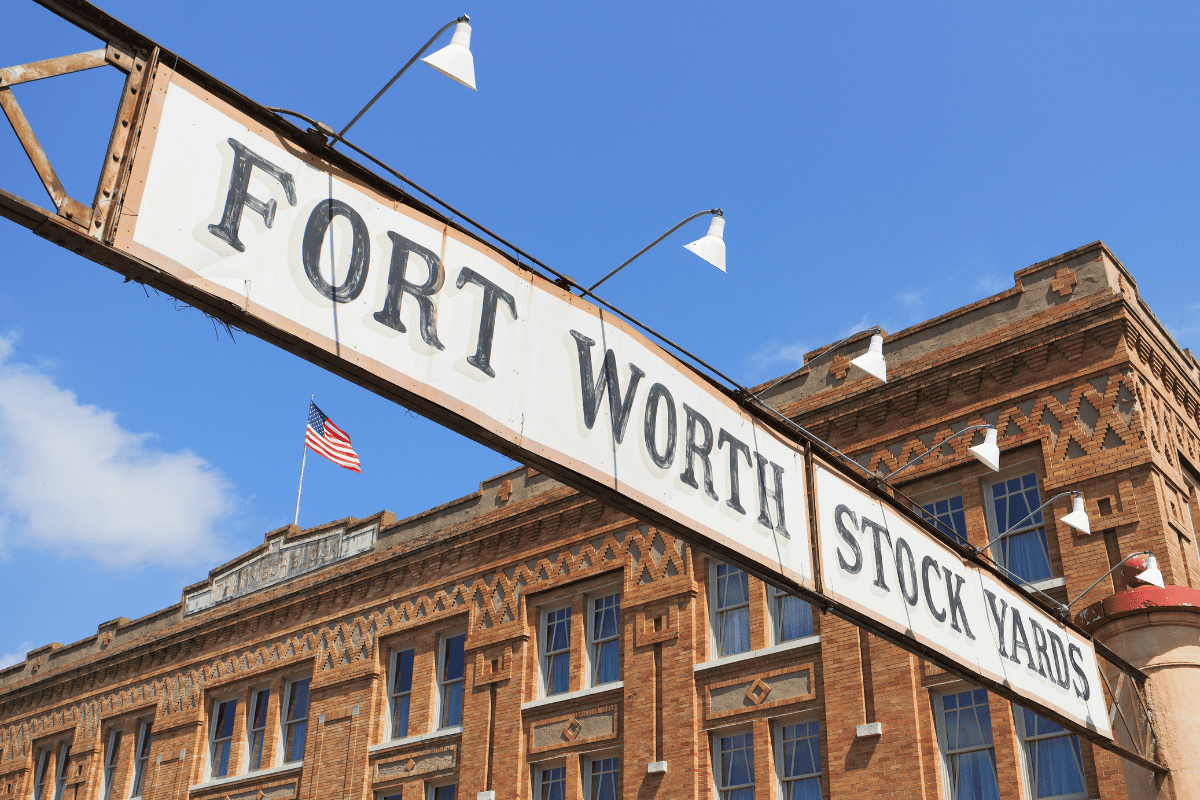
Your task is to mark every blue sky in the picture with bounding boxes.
[1,1,1198,665]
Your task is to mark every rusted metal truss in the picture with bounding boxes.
[0,40,156,238]
[0,0,1171,779]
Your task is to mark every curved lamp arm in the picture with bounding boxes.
[882,425,996,481]
[972,491,1081,554]
[340,15,470,138]
[588,209,722,292]
[757,326,884,396]
[1062,551,1160,613]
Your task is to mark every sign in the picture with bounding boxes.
[814,464,1112,738]
[116,72,814,596]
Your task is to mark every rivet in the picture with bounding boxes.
[130,87,137,95]
[112,153,120,162]
[65,211,73,219]
[113,53,121,60]
[136,63,143,71]
[102,189,111,198]
[121,120,128,128]
[95,220,102,228]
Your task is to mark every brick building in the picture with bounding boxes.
[1,240,1196,800]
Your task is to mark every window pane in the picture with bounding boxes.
[952,750,1001,800]
[433,785,457,800]
[591,757,619,800]
[444,634,466,682]
[721,607,751,656]
[778,594,814,641]
[287,679,311,722]
[442,682,463,727]
[549,652,570,695]
[541,766,566,800]
[1000,530,1052,583]
[787,778,822,800]
[595,639,620,684]
[392,695,410,740]
[252,689,271,729]
[394,650,413,694]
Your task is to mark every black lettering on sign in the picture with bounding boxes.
[834,505,862,574]
[717,430,752,514]
[1029,620,1053,679]
[895,538,918,606]
[943,570,975,640]
[568,331,645,445]
[1068,643,1091,700]
[455,267,517,377]
[1047,630,1071,689]
[983,591,1013,661]
[302,199,370,303]
[754,453,788,536]
[208,138,297,252]
[643,383,676,468]
[374,231,445,349]
[860,517,892,591]
[1011,613,1038,674]
[922,556,946,622]
[680,404,718,501]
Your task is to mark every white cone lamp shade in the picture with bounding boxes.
[1058,494,1091,536]
[968,427,1001,472]
[849,334,888,383]
[422,21,477,90]
[1138,555,1165,588]
[683,216,726,272]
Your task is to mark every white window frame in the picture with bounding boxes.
[585,586,621,688]
[387,646,416,740]
[280,677,312,765]
[583,750,621,800]
[533,760,568,800]
[425,780,457,800]
[773,717,822,800]
[931,685,1000,800]
[539,603,573,698]
[711,726,756,800]
[1012,705,1088,800]
[246,687,271,772]
[208,696,238,779]
[52,743,70,800]
[709,562,753,659]
[102,729,122,800]
[770,586,814,646]
[129,721,152,799]
[914,485,970,546]
[32,747,52,800]
[982,467,1055,585]
[436,632,467,730]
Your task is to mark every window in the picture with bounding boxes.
[439,634,466,728]
[102,730,122,800]
[714,730,755,800]
[714,563,751,657]
[988,474,1053,584]
[33,748,52,800]
[1014,707,1086,800]
[590,594,620,685]
[935,688,1000,800]
[776,721,821,800]
[587,755,619,800]
[542,607,572,696]
[247,688,270,771]
[537,764,566,800]
[428,784,456,800]
[52,744,70,800]
[389,649,415,739]
[772,587,814,644]
[209,698,237,778]
[282,678,311,763]
[130,722,152,798]
[922,495,968,545]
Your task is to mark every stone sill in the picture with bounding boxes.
[189,762,303,793]
[521,682,624,712]
[367,726,462,754]
[694,636,821,672]
[1023,577,1067,592]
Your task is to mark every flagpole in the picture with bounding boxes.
[293,395,312,527]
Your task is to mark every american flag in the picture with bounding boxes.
[305,401,361,472]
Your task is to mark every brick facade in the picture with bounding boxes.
[1,241,1195,800]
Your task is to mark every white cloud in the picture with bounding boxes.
[0,641,34,670]
[749,339,809,379]
[898,290,924,308]
[0,336,235,569]
[973,273,1009,296]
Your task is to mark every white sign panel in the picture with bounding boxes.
[814,464,1112,738]
[118,74,812,592]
